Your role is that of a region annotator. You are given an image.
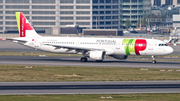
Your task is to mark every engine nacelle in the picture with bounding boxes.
[110,55,128,60]
[89,51,106,60]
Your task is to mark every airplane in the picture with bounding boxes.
[8,12,174,64]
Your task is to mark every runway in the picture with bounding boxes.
[0,56,180,68]
[0,81,180,95]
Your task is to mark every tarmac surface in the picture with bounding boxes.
[0,81,180,95]
[0,56,180,68]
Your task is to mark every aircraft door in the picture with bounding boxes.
[34,39,40,47]
[148,41,153,50]
[76,40,80,47]
[116,40,121,49]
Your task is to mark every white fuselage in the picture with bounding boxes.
[19,37,173,56]
[12,12,174,63]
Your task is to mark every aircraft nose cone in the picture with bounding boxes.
[168,47,174,54]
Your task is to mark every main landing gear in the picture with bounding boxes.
[152,56,156,64]
[80,57,88,62]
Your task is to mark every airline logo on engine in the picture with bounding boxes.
[96,40,116,45]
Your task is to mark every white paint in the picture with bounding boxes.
[11,12,174,61]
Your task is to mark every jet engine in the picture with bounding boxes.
[110,55,128,60]
[89,51,106,60]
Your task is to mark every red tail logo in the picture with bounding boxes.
[20,13,33,37]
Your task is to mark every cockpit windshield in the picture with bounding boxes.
[159,44,168,46]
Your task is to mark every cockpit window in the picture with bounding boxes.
[159,44,168,46]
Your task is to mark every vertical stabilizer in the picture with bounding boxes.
[15,12,41,37]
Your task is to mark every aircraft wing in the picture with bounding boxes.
[45,44,105,51]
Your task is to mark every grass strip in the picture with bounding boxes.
[0,93,180,101]
[0,65,180,82]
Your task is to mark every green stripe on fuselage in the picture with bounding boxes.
[123,39,136,55]
[15,12,20,36]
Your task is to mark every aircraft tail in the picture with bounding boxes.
[15,12,41,38]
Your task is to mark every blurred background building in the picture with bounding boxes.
[1,0,180,35]
[122,0,151,28]
[0,0,122,34]
[151,0,180,6]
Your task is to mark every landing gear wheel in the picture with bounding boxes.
[152,60,156,64]
[96,60,102,62]
[80,57,87,62]
[152,56,156,64]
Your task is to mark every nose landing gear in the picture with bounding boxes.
[152,56,156,64]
